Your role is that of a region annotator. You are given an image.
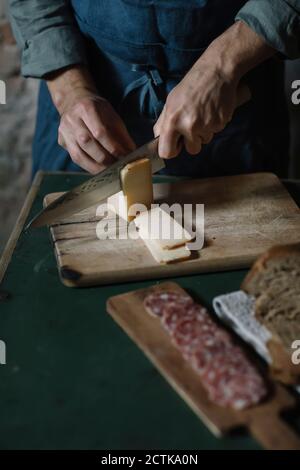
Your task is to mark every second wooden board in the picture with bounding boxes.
[107,282,300,450]
[44,173,300,287]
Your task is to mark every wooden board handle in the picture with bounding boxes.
[249,413,300,450]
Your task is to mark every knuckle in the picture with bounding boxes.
[109,144,122,156]
[77,132,91,146]
[93,126,104,141]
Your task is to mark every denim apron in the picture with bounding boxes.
[33,0,289,177]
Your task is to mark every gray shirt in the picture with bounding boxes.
[8,0,300,78]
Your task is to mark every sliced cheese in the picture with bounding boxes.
[107,158,153,222]
[142,237,191,264]
[134,206,193,250]
[134,206,192,264]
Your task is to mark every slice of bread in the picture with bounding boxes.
[242,243,300,384]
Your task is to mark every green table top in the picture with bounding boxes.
[0,173,299,450]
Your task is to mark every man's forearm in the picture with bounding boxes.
[46,65,99,115]
[194,20,276,82]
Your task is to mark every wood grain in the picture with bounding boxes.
[44,173,300,287]
[107,281,300,450]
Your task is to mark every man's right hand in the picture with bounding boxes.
[47,66,136,174]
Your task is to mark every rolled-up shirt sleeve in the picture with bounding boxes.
[236,0,300,59]
[8,0,87,77]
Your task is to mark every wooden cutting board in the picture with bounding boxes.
[107,281,300,450]
[44,172,300,287]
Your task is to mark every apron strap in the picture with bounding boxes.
[104,50,183,119]
[122,67,165,119]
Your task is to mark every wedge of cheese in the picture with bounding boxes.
[134,206,193,250]
[134,207,192,264]
[108,158,153,222]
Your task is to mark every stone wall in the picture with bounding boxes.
[0,1,39,253]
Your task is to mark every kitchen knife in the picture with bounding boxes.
[26,137,165,229]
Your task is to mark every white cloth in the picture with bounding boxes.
[213,290,300,393]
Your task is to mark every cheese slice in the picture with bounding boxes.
[107,158,153,222]
[134,206,193,250]
[142,237,191,264]
[134,207,192,264]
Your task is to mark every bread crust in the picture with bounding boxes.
[242,243,300,293]
[242,242,300,385]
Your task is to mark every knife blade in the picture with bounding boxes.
[26,137,165,229]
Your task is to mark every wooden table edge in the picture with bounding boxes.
[0,171,45,284]
[0,171,92,285]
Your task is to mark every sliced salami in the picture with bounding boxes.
[173,317,208,349]
[202,362,266,409]
[173,305,232,359]
[143,289,267,410]
[143,291,193,317]
[196,348,267,409]
[191,340,234,374]
[161,302,199,334]
[161,304,184,333]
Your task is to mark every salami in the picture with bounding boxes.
[143,291,193,317]
[200,350,267,409]
[173,305,231,358]
[161,304,184,333]
[144,290,267,410]
[161,302,199,334]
